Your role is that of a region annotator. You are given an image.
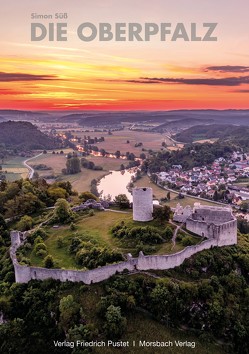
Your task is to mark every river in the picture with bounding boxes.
[98,169,135,201]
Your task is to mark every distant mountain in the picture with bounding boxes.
[173,124,249,146]
[0,109,34,115]
[0,110,52,122]
[151,117,215,132]
[0,121,61,150]
[0,116,7,122]
[57,109,249,127]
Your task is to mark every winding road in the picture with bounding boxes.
[23,153,43,179]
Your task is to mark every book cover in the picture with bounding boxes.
[0,1,248,354]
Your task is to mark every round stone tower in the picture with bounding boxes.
[132,187,153,222]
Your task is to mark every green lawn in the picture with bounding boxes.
[27,210,201,269]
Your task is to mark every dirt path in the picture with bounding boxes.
[169,220,185,250]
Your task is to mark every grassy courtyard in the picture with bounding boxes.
[26,210,201,269]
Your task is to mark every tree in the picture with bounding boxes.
[140,153,146,160]
[237,218,249,234]
[115,150,121,159]
[0,213,7,230]
[59,295,80,332]
[65,156,81,174]
[104,305,127,339]
[114,194,130,209]
[53,198,74,223]
[167,191,171,200]
[182,236,195,246]
[153,205,171,224]
[47,187,68,200]
[213,190,219,201]
[79,191,97,202]
[16,215,33,231]
[240,202,249,212]
[0,213,8,240]
[99,148,106,157]
[164,226,173,241]
[44,255,54,268]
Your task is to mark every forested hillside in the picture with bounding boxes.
[0,121,61,150]
[174,124,249,146]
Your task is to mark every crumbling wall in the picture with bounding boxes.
[136,238,218,270]
[11,230,235,284]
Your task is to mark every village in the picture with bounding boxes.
[155,151,249,207]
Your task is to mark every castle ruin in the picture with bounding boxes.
[174,203,237,246]
[9,203,237,284]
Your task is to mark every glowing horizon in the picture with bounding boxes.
[1,0,249,111]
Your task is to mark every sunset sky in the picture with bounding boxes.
[0,0,249,110]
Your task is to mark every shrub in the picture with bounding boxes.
[36,249,48,258]
[76,247,123,269]
[4,271,15,282]
[44,255,54,268]
[19,257,31,266]
[182,236,195,246]
[69,237,82,254]
[34,236,44,245]
[164,226,174,241]
[16,215,33,231]
[70,222,76,231]
[23,242,32,251]
[112,224,164,244]
[176,234,183,242]
[34,242,47,254]
[27,229,47,244]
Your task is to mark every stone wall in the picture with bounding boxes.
[186,218,237,246]
[10,229,236,284]
[136,238,218,270]
[9,231,137,284]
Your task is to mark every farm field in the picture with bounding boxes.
[60,169,107,193]
[70,128,177,155]
[29,151,123,192]
[167,144,184,151]
[194,138,218,144]
[29,152,69,176]
[1,156,29,181]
